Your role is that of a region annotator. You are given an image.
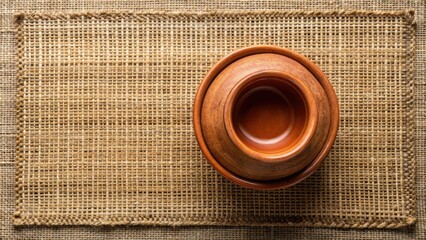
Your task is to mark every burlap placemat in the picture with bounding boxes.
[14,10,415,228]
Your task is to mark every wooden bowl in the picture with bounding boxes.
[193,46,339,190]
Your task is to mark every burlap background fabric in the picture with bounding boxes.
[1,0,425,239]
[13,10,416,228]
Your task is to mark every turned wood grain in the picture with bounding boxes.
[193,46,339,190]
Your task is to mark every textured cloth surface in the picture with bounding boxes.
[14,10,415,228]
[1,0,425,239]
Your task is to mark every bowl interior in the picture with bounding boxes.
[230,77,309,155]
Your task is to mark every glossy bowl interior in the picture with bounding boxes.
[224,71,318,161]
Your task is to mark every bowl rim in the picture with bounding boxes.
[223,70,319,163]
[193,45,339,190]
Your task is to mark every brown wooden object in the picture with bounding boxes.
[193,46,339,190]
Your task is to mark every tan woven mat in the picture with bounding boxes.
[14,10,415,228]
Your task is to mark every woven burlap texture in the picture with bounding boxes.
[13,10,415,228]
[2,1,425,240]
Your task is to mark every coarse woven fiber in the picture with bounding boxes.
[13,10,415,228]
[1,1,425,240]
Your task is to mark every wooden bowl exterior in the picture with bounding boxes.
[193,46,339,190]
